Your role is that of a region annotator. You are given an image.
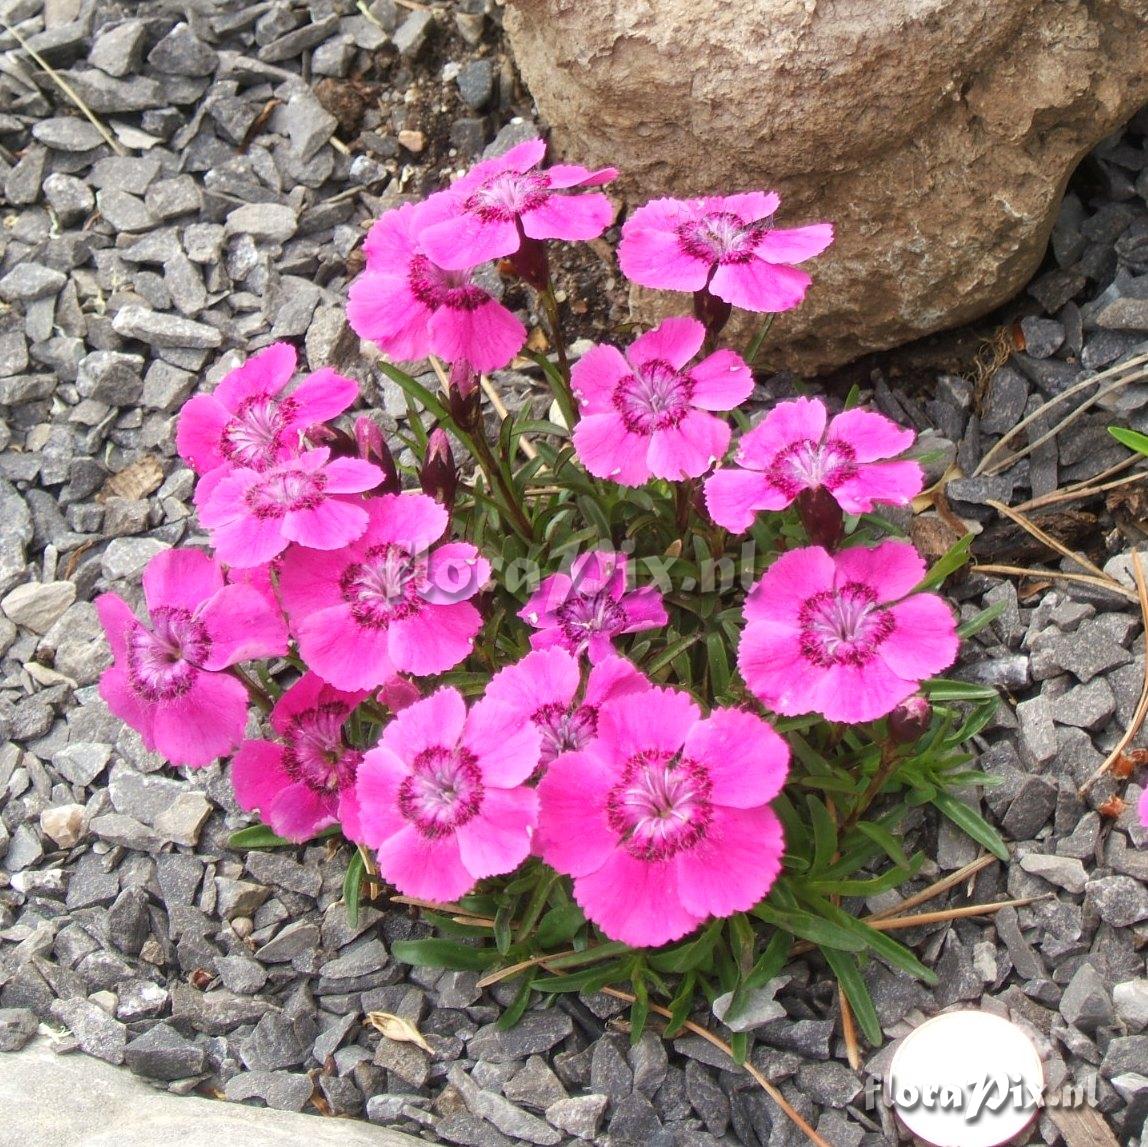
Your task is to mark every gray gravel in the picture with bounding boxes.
[0,2,1146,1145]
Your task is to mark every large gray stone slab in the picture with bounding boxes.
[0,1038,419,1147]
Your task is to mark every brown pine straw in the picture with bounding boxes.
[1080,548,1148,796]
[1012,454,1144,513]
[973,563,1136,602]
[838,986,861,1071]
[986,498,1116,584]
[598,985,833,1147]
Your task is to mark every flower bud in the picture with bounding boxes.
[354,416,400,495]
[508,235,550,292]
[888,696,933,744]
[796,485,844,550]
[693,287,733,341]
[378,676,421,713]
[448,360,482,433]
[420,428,457,509]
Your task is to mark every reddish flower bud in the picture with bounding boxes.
[796,485,845,550]
[378,676,421,713]
[508,234,550,292]
[420,428,457,509]
[888,696,933,744]
[354,416,400,495]
[448,360,482,432]
[693,286,733,341]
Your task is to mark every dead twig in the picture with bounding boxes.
[1011,455,1144,513]
[972,563,1137,603]
[986,499,1118,586]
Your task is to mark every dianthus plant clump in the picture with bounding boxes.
[98,138,1001,1042]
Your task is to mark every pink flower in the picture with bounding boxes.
[1139,788,1148,835]
[231,673,367,842]
[571,317,753,485]
[738,541,958,723]
[278,493,490,690]
[96,549,289,767]
[518,551,667,663]
[618,192,833,312]
[355,687,541,901]
[536,688,789,947]
[196,447,383,568]
[346,196,526,372]
[177,342,358,475]
[418,138,616,271]
[482,648,651,770]
[705,397,924,533]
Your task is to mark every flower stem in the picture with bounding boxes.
[468,424,535,542]
[232,666,274,714]
[745,313,775,365]
[840,743,902,834]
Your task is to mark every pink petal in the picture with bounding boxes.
[620,586,667,633]
[209,514,288,569]
[827,407,914,462]
[627,316,706,372]
[737,620,825,715]
[95,594,138,663]
[709,259,812,313]
[151,669,249,767]
[535,749,619,876]
[362,492,448,553]
[463,696,543,787]
[753,222,834,265]
[419,213,521,270]
[458,137,546,185]
[571,343,634,414]
[198,584,289,669]
[99,665,154,744]
[584,654,650,708]
[596,687,699,761]
[521,192,615,242]
[617,220,711,292]
[278,546,352,620]
[676,805,784,918]
[383,687,468,763]
[176,394,231,474]
[388,601,481,675]
[546,164,617,189]
[425,542,490,605]
[688,349,754,411]
[268,783,337,843]
[573,413,652,486]
[743,547,836,624]
[574,850,701,948]
[833,459,925,514]
[271,672,331,733]
[483,648,580,723]
[737,397,828,467]
[283,499,369,551]
[339,786,365,844]
[881,595,959,681]
[346,271,433,362]
[285,368,359,427]
[428,298,526,374]
[704,468,786,532]
[456,786,538,879]
[375,824,475,901]
[231,740,291,813]
[295,605,397,690]
[683,708,790,807]
[323,456,386,493]
[355,745,410,847]
[518,572,572,630]
[196,467,254,526]
[805,659,916,723]
[361,202,420,265]
[214,341,297,409]
[833,540,926,602]
[647,410,729,481]
[142,548,223,615]
[569,551,627,597]
[719,191,781,223]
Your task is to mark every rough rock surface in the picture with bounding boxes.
[504,0,1148,373]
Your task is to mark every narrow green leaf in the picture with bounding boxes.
[854,820,911,871]
[539,941,633,970]
[533,959,629,993]
[822,947,882,1046]
[729,1031,748,1066]
[915,533,973,591]
[957,599,1007,639]
[228,823,340,849]
[630,975,650,1045]
[807,794,838,873]
[496,972,536,1030]
[1109,425,1148,457]
[342,848,365,929]
[663,971,696,1038]
[922,678,1000,703]
[536,903,586,949]
[649,918,722,974]
[391,939,500,972]
[930,792,1009,861]
[753,904,866,952]
[494,901,515,957]
[376,360,449,423]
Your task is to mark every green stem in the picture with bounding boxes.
[840,743,902,835]
[745,314,776,366]
[514,867,561,945]
[233,666,274,714]
[469,426,534,542]
[539,284,571,383]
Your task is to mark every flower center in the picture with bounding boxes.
[282,701,361,795]
[614,359,695,434]
[398,746,484,838]
[341,543,426,629]
[763,437,858,500]
[556,589,627,648]
[220,395,298,469]
[606,750,713,861]
[798,582,895,668]
[464,170,550,222]
[125,607,211,701]
[532,701,599,767]
[245,466,327,519]
[408,254,489,313]
[677,211,767,265]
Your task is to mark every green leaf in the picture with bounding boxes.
[533,959,629,993]
[807,795,838,874]
[649,918,722,974]
[494,900,515,956]
[915,532,973,592]
[391,939,500,972]
[729,1031,748,1066]
[228,823,339,849]
[922,678,1000,703]
[539,941,633,970]
[822,947,883,1046]
[706,631,731,699]
[663,971,697,1038]
[496,972,536,1030]
[753,904,866,952]
[930,792,1009,861]
[376,360,449,423]
[854,820,911,871]
[1109,425,1148,457]
[957,599,1007,639]
[630,974,650,1044]
[536,902,586,949]
[342,848,365,929]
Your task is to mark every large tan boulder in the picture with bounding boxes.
[504,0,1148,373]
